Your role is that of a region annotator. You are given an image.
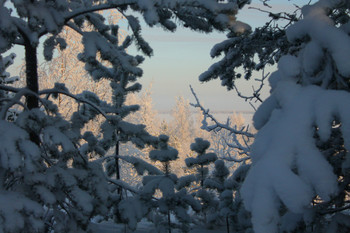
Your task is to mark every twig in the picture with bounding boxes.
[190,85,253,160]
[190,86,254,138]
[233,70,269,103]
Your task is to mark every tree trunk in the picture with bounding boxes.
[115,141,122,196]
[168,210,171,233]
[25,40,39,109]
[200,164,204,187]
[226,215,229,233]
[25,40,40,145]
[114,140,123,222]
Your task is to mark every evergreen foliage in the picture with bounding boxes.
[204,160,231,227]
[0,0,248,231]
[181,138,218,226]
[200,1,299,90]
[239,1,350,232]
[118,135,201,232]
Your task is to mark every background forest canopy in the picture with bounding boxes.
[1,0,350,233]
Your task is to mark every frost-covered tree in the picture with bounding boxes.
[38,27,111,118]
[0,0,251,231]
[190,86,253,163]
[169,96,196,175]
[209,113,250,162]
[126,84,160,136]
[239,0,350,232]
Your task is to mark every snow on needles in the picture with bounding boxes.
[0,120,40,171]
[149,135,178,162]
[242,80,344,232]
[241,0,350,232]
[287,0,350,78]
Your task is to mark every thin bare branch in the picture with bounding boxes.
[190,85,253,161]
[190,85,254,138]
[233,70,269,103]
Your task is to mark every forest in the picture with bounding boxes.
[1,0,350,232]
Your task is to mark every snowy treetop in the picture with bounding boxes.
[190,138,211,154]
[149,135,178,162]
[186,138,217,167]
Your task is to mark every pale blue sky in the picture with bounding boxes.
[128,0,311,112]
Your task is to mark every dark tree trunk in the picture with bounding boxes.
[25,40,39,109]
[168,210,171,233]
[115,140,123,222]
[115,141,122,196]
[24,40,40,145]
[226,215,230,233]
[200,164,204,187]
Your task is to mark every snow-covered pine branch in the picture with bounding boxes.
[240,1,350,232]
[118,135,201,232]
[199,1,303,90]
